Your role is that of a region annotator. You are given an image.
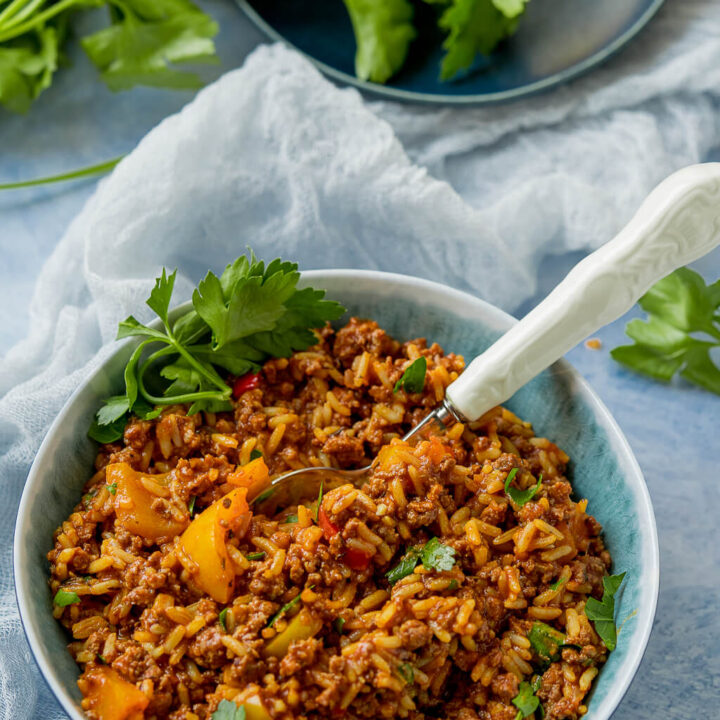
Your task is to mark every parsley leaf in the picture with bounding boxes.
[396,662,415,684]
[549,576,566,591]
[342,0,416,84]
[316,480,324,522]
[267,586,313,627]
[528,622,565,661]
[584,572,626,652]
[245,552,265,561]
[53,589,81,607]
[386,537,455,584]
[435,0,529,81]
[420,537,456,571]
[81,0,218,92]
[394,356,427,394]
[512,680,541,719]
[218,608,228,633]
[188,496,196,517]
[249,448,263,461]
[334,617,346,634]
[106,482,118,495]
[211,699,247,720]
[90,251,346,434]
[504,468,542,507]
[612,268,720,395]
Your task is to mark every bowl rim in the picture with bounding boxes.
[235,0,667,106]
[14,268,659,720]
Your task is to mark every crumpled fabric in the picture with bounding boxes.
[2,1,720,715]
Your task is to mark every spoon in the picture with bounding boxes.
[257,163,720,510]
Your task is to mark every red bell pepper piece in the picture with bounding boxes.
[318,507,339,540]
[233,372,261,398]
[344,547,371,571]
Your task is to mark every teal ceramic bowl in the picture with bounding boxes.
[14,270,659,719]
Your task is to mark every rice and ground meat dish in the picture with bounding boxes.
[49,318,613,720]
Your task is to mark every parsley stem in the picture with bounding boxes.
[0,0,43,31]
[0,0,98,41]
[0,156,122,190]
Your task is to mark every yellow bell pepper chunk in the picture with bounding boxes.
[81,666,148,720]
[264,608,322,658]
[110,463,187,542]
[227,456,270,501]
[244,695,272,720]
[178,487,251,603]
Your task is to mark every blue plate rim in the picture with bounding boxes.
[235,0,666,105]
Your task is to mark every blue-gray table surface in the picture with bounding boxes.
[1,3,718,719]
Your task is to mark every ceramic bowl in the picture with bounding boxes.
[14,269,659,719]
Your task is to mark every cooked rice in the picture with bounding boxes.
[49,318,612,720]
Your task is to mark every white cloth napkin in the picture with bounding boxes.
[2,1,720,715]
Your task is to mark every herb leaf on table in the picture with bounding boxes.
[90,251,345,442]
[611,268,720,395]
[342,0,417,84]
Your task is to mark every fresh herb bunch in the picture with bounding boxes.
[89,252,346,443]
[342,0,530,85]
[611,268,720,395]
[0,0,219,114]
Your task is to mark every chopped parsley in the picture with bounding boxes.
[105,482,117,496]
[218,608,228,633]
[393,356,427,394]
[211,699,247,720]
[549,576,566,592]
[334,617,346,635]
[528,622,565,661]
[512,678,542,719]
[249,448,263,461]
[267,586,314,628]
[283,514,299,524]
[396,662,415,684]
[53,589,81,607]
[504,468,542,507]
[584,572,626,651]
[246,552,265,561]
[447,579,459,590]
[188,496,197,517]
[252,488,276,505]
[316,480,324,522]
[386,537,456,585]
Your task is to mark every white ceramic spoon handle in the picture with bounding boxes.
[445,163,720,422]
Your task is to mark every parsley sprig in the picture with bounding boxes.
[0,0,219,115]
[512,676,542,719]
[504,468,542,507]
[89,252,345,442]
[386,537,456,584]
[612,268,720,395]
[211,700,246,720]
[584,572,626,651]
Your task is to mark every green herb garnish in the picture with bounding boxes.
[334,617,346,635]
[188,496,196,517]
[512,678,541,719]
[249,448,263,461]
[396,662,415,684]
[386,537,456,584]
[252,488,276,505]
[611,268,720,395]
[53,589,81,607]
[105,483,117,496]
[0,0,220,116]
[211,699,246,720]
[90,252,345,442]
[267,586,314,628]
[504,468,542,507]
[246,552,265,561]
[283,514,299,524]
[218,608,228,633]
[393,356,427,394]
[549,576,566,592]
[447,579,459,590]
[528,622,565,661]
[316,480,324,522]
[584,572,626,652]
